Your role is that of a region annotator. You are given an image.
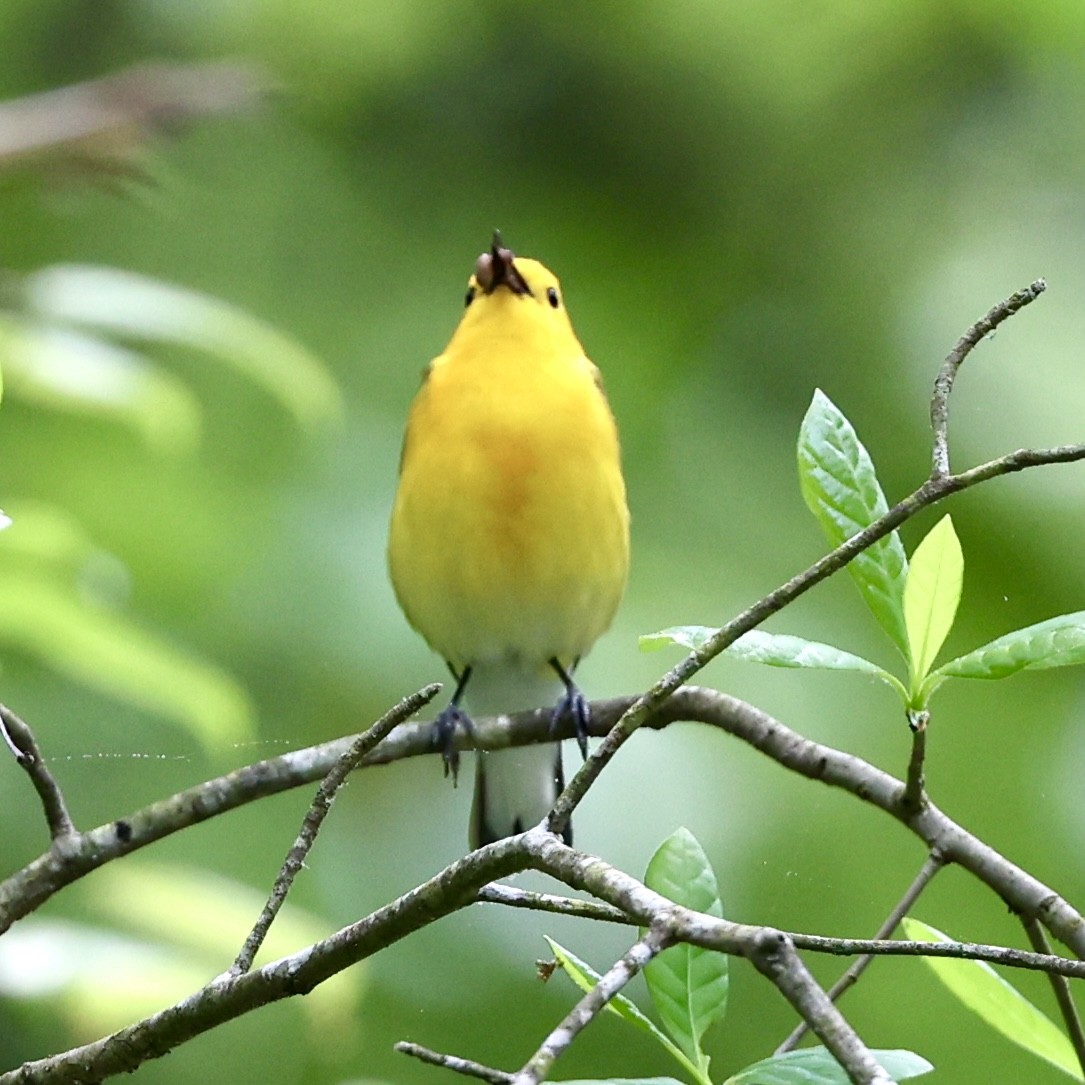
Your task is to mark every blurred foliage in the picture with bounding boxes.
[2,2,1085,1083]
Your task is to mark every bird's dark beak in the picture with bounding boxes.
[474,231,532,297]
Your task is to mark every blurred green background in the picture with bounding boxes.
[1,1,1084,1082]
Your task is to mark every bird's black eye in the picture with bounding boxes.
[547,287,560,309]
[465,286,476,308]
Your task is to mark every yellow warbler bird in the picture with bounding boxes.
[388,233,629,847]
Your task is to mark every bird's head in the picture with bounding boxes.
[463,232,568,321]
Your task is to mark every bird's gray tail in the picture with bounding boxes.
[470,742,571,848]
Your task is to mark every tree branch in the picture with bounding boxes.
[548,436,1085,839]
[930,279,1046,477]
[1021,915,1085,1076]
[0,60,268,171]
[747,930,894,1085]
[1,703,75,841]
[1,835,533,1084]
[396,1042,512,1084]
[475,883,629,923]
[512,927,670,1085]
[777,850,946,1053]
[0,686,439,935]
[231,683,439,974]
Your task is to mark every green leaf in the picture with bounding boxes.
[934,611,1085,681]
[23,265,342,431]
[726,631,885,675]
[640,627,907,700]
[545,938,702,1083]
[724,1047,933,1084]
[0,503,253,748]
[0,317,202,454]
[797,389,909,659]
[902,918,1081,1080]
[0,499,106,574]
[643,828,727,1077]
[903,515,963,692]
[0,573,252,750]
[640,626,717,653]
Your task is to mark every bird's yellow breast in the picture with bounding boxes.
[388,274,629,672]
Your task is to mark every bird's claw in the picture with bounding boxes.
[551,688,591,760]
[432,704,475,785]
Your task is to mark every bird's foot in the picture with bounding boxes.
[431,703,475,785]
[551,685,591,760]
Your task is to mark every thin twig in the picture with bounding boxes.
[550,281,1055,839]
[777,850,946,1053]
[0,703,75,840]
[788,934,1085,976]
[4,429,1079,935]
[1,831,536,1085]
[548,436,1085,839]
[512,927,670,1085]
[476,883,629,923]
[477,878,1085,980]
[232,684,440,974]
[930,279,1046,477]
[0,687,440,936]
[1022,916,1085,1075]
[529,834,900,1085]
[395,1042,512,1084]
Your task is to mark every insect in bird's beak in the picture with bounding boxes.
[475,231,533,297]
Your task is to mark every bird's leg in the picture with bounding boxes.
[432,664,475,784]
[548,657,590,759]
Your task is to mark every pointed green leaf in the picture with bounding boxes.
[23,265,342,431]
[797,390,909,659]
[641,627,907,700]
[0,573,252,749]
[726,631,890,677]
[724,1047,933,1084]
[0,503,252,748]
[0,317,201,453]
[643,828,727,1076]
[640,626,717,653]
[0,499,105,574]
[903,515,963,689]
[902,919,1081,1080]
[934,612,1085,681]
[545,938,702,1082]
